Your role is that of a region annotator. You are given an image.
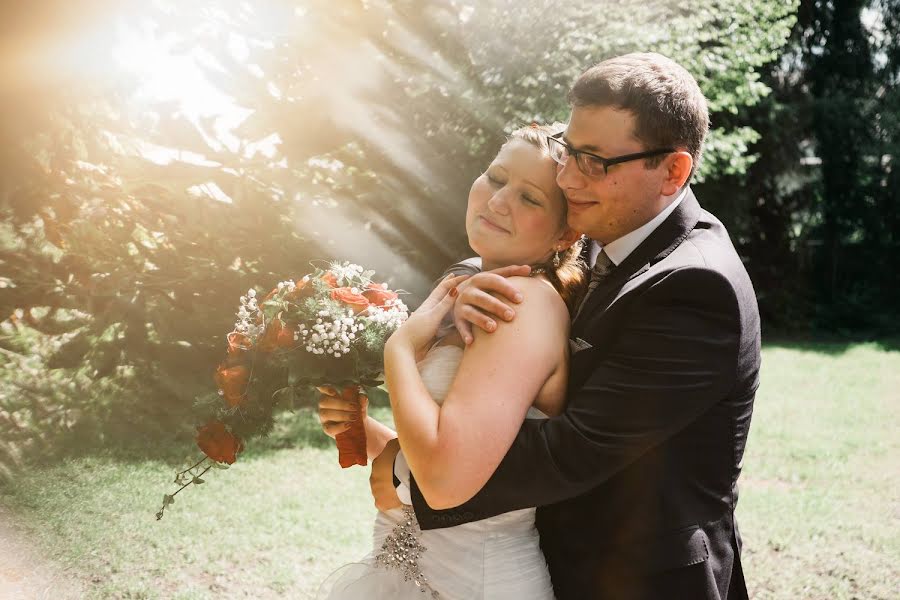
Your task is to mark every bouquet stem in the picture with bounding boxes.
[335,384,367,468]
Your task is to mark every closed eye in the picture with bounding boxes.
[486,172,505,186]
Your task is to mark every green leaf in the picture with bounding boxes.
[46,330,93,369]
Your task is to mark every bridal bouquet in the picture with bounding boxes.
[156,262,408,520]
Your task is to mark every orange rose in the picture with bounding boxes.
[226,332,252,356]
[284,278,310,302]
[214,363,250,407]
[196,421,244,464]
[331,287,370,314]
[362,282,399,307]
[320,272,338,287]
[257,318,296,352]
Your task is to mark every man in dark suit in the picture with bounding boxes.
[371,52,761,600]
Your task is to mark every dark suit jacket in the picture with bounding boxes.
[409,189,761,600]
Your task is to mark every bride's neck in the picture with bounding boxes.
[481,258,551,273]
[480,258,530,271]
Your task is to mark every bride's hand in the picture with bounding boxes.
[387,274,469,355]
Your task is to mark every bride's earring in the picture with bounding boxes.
[552,248,560,268]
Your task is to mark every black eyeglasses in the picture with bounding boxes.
[547,132,675,178]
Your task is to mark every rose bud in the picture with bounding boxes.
[257,318,296,352]
[196,421,244,464]
[214,363,250,407]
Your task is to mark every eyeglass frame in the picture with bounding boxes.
[546,131,675,178]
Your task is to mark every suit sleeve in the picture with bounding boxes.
[410,266,741,527]
[435,257,482,283]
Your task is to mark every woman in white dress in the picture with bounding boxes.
[317,124,585,599]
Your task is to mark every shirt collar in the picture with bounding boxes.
[592,187,688,267]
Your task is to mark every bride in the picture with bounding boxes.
[316,124,584,599]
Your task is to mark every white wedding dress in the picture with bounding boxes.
[317,344,555,600]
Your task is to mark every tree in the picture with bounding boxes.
[0,0,799,462]
[700,0,899,332]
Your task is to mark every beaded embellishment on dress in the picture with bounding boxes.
[373,506,441,598]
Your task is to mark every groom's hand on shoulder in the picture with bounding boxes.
[370,438,403,511]
[452,265,529,344]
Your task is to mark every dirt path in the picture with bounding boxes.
[0,504,84,600]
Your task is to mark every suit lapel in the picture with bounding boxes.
[572,188,703,332]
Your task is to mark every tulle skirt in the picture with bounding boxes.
[317,506,555,599]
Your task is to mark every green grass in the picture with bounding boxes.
[1,344,898,599]
[0,407,397,599]
[736,341,899,599]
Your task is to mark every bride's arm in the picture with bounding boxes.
[385,277,568,509]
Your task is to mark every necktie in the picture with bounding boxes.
[574,249,615,319]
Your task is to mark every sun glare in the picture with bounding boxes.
[111,18,253,154]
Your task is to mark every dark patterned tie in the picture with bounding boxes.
[574,249,615,319]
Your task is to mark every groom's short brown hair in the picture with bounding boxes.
[568,52,710,180]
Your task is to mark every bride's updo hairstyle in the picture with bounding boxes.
[504,124,587,316]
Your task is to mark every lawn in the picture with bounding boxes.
[1,342,898,599]
[735,341,899,599]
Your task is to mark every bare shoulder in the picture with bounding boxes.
[506,276,569,318]
[477,276,570,341]
[468,276,569,360]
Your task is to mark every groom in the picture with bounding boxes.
[373,52,760,600]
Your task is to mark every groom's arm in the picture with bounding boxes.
[389,258,530,493]
[409,266,746,526]
[443,259,531,345]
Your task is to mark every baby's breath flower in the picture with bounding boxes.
[366,301,409,330]
[300,309,358,356]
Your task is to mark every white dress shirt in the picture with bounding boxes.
[588,186,687,268]
[393,187,690,503]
